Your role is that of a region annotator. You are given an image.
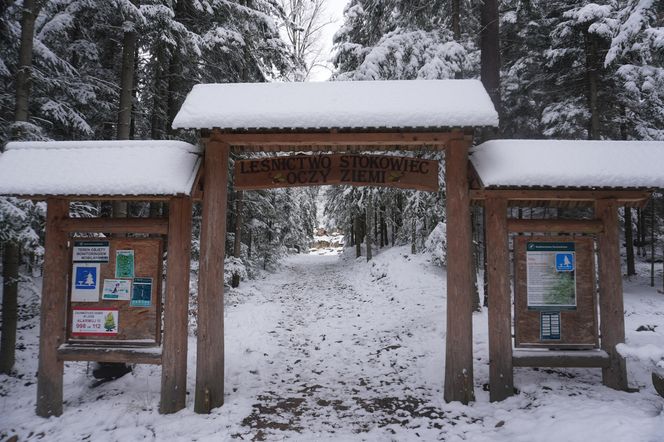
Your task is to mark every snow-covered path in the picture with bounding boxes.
[224,250,452,439]
[2,246,664,441]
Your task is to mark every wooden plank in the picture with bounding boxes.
[234,154,439,192]
[57,344,162,365]
[507,219,603,234]
[595,199,629,390]
[470,189,651,204]
[443,138,475,404]
[513,349,610,368]
[485,197,513,402]
[36,198,69,417]
[195,141,229,413]
[58,217,168,234]
[160,197,193,414]
[211,129,464,147]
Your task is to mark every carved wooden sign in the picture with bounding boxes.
[234,154,439,191]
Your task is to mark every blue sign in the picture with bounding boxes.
[75,266,98,290]
[540,311,561,340]
[555,252,574,272]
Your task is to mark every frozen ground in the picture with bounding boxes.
[1,246,664,441]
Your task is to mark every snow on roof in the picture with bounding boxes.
[471,139,664,189]
[172,80,499,130]
[0,140,202,197]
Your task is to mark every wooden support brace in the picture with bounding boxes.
[57,217,168,235]
[444,138,475,404]
[58,344,162,365]
[512,349,610,368]
[160,196,193,414]
[36,199,69,417]
[507,219,603,234]
[486,197,514,401]
[195,142,229,413]
[595,199,629,390]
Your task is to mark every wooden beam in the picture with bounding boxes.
[485,197,514,402]
[195,141,229,413]
[13,194,180,202]
[595,199,629,390]
[471,189,651,204]
[160,197,193,414]
[57,344,162,365]
[444,138,475,404]
[210,129,465,147]
[507,219,604,234]
[57,217,168,234]
[513,349,610,368]
[36,198,69,418]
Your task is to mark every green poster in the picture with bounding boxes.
[115,250,135,278]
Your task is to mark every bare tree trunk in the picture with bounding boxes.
[411,219,416,254]
[366,195,373,261]
[625,206,636,276]
[480,0,501,114]
[2,0,43,374]
[248,230,252,258]
[638,208,645,257]
[1,242,19,373]
[114,1,138,220]
[355,216,361,258]
[349,219,354,247]
[452,0,462,79]
[471,208,481,311]
[651,200,655,287]
[379,207,385,248]
[231,191,243,288]
[584,29,601,140]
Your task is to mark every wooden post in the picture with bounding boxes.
[595,199,629,390]
[485,197,513,401]
[444,138,475,404]
[160,196,192,414]
[36,198,69,417]
[195,142,229,413]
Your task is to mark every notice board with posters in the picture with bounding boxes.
[67,238,163,344]
[514,236,598,349]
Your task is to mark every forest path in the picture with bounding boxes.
[225,249,458,440]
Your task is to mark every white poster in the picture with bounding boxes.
[72,241,110,263]
[526,242,576,310]
[71,263,101,302]
[71,308,118,336]
[102,279,132,301]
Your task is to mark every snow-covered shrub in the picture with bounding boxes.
[224,256,248,286]
[425,222,446,266]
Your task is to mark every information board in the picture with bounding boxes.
[514,236,598,349]
[526,242,577,310]
[67,238,162,344]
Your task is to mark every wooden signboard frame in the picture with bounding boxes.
[513,236,599,349]
[234,153,439,192]
[66,238,163,345]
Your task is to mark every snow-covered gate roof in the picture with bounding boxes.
[471,139,664,189]
[0,140,202,198]
[172,80,499,131]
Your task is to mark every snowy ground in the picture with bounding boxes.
[1,246,664,441]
